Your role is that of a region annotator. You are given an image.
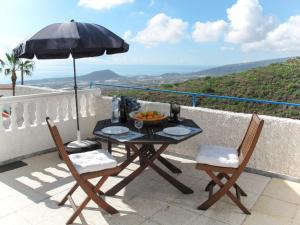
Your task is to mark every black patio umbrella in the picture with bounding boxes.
[13,20,129,149]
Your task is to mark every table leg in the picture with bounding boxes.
[125,145,131,159]
[157,156,182,174]
[149,162,193,194]
[105,144,169,196]
[147,145,182,174]
[107,141,112,154]
[117,149,140,173]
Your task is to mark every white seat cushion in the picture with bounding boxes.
[69,149,117,174]
[196,145,240,168]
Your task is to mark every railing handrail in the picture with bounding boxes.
[0,89,97,104]
[91,82,300,107]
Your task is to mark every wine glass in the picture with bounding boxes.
[134,120,143,133]
[178,112,184,122]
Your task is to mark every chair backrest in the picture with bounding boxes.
[46,117,80,178]
[238,113,264,168]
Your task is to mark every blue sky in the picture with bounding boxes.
[1,0,300,81]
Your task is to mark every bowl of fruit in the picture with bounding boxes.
[129,110,167,125]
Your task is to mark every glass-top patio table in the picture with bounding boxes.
[93,118,203,196]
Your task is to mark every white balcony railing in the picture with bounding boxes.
[0,89,97,131]
[0,88,101,164]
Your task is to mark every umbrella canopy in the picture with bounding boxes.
[13,20,129,59]
[13,20,129,147]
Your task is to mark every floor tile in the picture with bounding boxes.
[243,211,292,225]
[203,201,247,225]
[263,178,300,204]
[252,195,298,221]
[106,212,146,225]
[16,198,68,225]
[140,219,162,225]
[151,205,199,225]
[0,213,32,225]
[125,196,168,218]
[237,172,270,195]
[189,215,230,225]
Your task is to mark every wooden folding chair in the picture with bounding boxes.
[195,113,264,214]
[46,117,120,224]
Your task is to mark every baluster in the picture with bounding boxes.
[10,103,18,130]
[53,97,60,122]
[89,93,96,116]
[58,97,65,122]
[0,104,4,131]
[77,94,82,119]
[23,102,30,128]
[85,93,90,117]
[45,99,50,121]
[67,95,73,120]
[35,100,42,126]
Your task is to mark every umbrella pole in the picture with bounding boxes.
[66,57,97,150]
[73,57,81,141]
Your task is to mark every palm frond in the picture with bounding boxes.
[4,68,11,76]
[24,60,35,66]
[0,59,4,67]
[19,59,34,78]
[0,59,4,73]
[23,69,32,76]
[5,52,20,69]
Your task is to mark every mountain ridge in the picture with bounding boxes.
[105,57,300,119]
[23,57,291,88]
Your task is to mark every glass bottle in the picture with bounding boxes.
[111,96,120,123]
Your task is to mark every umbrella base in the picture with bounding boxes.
[66,140,101,154]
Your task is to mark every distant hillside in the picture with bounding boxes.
[106,58,300,119]
[23,58,291,89]
[187,57,289,77]
[77,70,122,81]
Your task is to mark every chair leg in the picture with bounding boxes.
[198,170,250,215]
[67,197,90,224]
[223,173,247,196]
[205,173,224,191]
[67,176,118,224]
[58,183,79,206]
[86,177,118,215]
[205,173,247,197]
[125,145,131,159]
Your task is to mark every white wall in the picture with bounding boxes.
[97,97,300,179]
[0,85,58,97]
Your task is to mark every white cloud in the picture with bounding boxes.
[242,15,300,52]
[78,0,134,10]
[220,46,235,51]
[225,0,275,43]
[192,20,227,42]
[123,30,132,41]
[134,13,188,46]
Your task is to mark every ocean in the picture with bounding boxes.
[0,64,211,84]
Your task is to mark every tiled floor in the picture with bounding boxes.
[0,147,299,225]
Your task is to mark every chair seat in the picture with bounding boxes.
[69,149,117,174]
[196,145,240,168]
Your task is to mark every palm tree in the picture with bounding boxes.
[3,53,20,96]
[0,59,4,73]
[19,60,34,85]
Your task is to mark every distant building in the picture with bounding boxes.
[0,84,12,90]
[0,84,12,97]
